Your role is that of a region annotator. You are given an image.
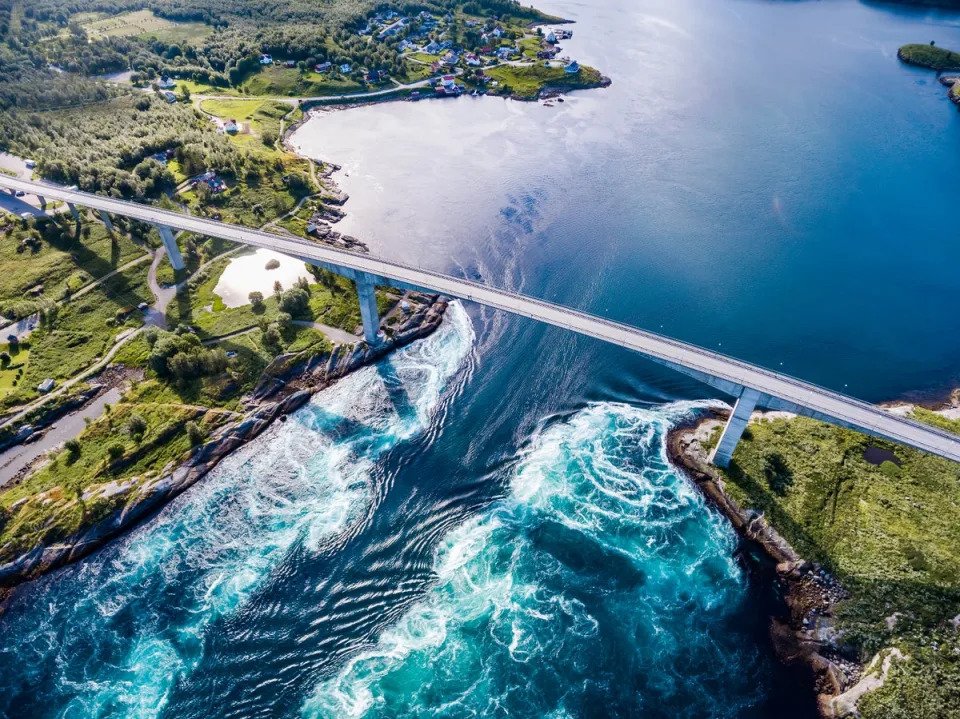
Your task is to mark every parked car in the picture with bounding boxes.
[14,190,25,197]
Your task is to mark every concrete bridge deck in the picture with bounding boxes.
[3,175,959,467]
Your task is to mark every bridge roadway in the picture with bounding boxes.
[3,175,960,467]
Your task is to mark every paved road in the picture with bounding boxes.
[194,77,434,107]
[3,176,960,463]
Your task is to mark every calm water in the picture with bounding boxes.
[3,1,960,717]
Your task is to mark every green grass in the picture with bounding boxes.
[716,415,960,718]
[484,63,605,99]
[0,216,146,315]
[0,342,31,398]
[165,255,370,339]
[177,79,240,96]
[240,66,364,97]
[80,9,211,45]
[898,43,960,71]
[0,263,151,409]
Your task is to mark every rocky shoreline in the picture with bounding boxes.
[667,411,856,717]
[0,296,448,597]
[667,389,960,718]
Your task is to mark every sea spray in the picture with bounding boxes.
[0,303,475,719]
[301,401,769,719]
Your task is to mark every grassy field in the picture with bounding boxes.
[485,63,606,99]
[240,66,365,97]
[716,415,960,718]
[0,263,151,410]
[0,216,147,318]
[898,43,960,71]
[80,9,212,44]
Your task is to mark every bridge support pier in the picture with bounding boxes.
[355,272,381,345]
[67,202,80,221]
[156,224,184,271]
[709,386,762,468]
[37,195,47,211]
[98,210,113,232]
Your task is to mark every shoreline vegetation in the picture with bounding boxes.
[898,42,960,107]
[668,393,960,719]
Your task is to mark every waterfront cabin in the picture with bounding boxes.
[546,32,557,44]
[564,60,580,74]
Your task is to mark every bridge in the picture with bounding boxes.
[3,175,960,468]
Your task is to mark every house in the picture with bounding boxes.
[491,27,504,38]
[224,118,239,133]
[339,63,352,73]
[157,76,176,89]
[496,47,515,60]
[377,18,406,40]
[546,31,557,44]
[465,53,481,66]
[366,69,386,83]
[424,41,442,54]
[161,90,177,103]
[37,378,55,393]
[564,60,580,74]
[398,39,415,51]
[260,54,273,65]
[441,74,457,89]
[315,61,332,72]
[284,60,296,68]
[442,51,459,65]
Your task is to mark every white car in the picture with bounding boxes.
[19,211,34,219]
[24,159,36,169]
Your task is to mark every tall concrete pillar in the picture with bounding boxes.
[709,386,762,468]
[98,210,113,232]
[156,224,184,271]
[355,272,381,345]
[67,202,80,221]
[37,195,47,211]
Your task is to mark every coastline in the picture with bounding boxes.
[666,390,960,718]
[0,296,449,600]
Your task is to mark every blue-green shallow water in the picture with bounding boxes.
[3,0,960,716]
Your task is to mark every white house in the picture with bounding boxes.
[157,76,176,89]
[340,63,352,73]
[260,54,273,65]
[37,378,55,393]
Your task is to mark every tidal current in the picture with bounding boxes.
[3,0,960,717]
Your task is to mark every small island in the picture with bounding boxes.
[898,43,960,71]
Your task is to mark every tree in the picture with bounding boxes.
[248,290,265,309]
[278,287,309,314]
[186,420,204,446]
[0,352,10,367]
[127,414,148,439]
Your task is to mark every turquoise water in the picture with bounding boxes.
[3,0,960,716]
[301,402,765,719]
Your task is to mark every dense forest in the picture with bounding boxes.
[0,95,251,196]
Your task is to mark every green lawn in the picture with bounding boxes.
[0,342,31,399]
[716,415,960,719]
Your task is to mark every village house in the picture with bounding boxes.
[161,90,177,103]
[223,118,239,133]
[465,53,482,66]
[315,61,332,72]
[564,60,580,74]
[339,63,352,73]
[157,76,176,89]
[259,53,273,65]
